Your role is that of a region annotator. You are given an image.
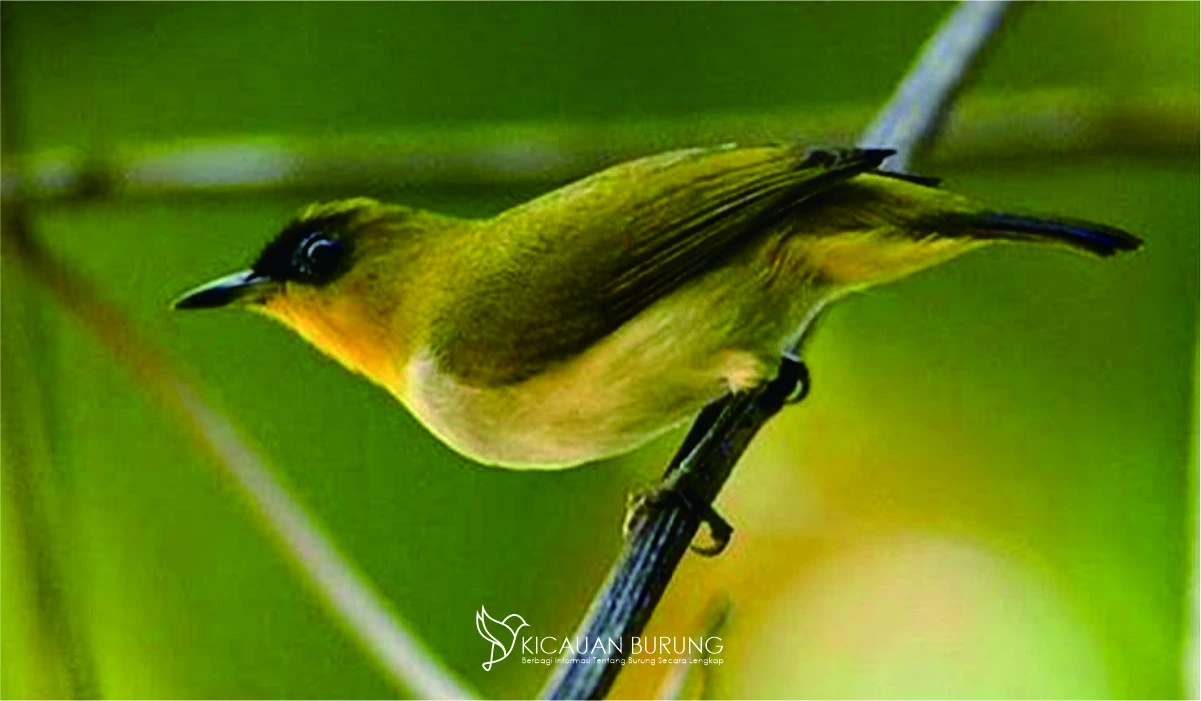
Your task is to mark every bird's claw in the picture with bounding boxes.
[624,472,734,557]
[778,354,810,404]
[690,509,733,556]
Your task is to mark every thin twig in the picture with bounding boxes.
[860,1,1014,172]
[0,297,99,698]
[3,87,1196,204]
[540,3,1013,699]
[0,211,478,701]
[0,25,100,698]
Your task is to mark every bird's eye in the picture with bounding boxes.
[292,231,345,282]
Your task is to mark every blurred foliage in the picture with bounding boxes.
[1,3,1197,700]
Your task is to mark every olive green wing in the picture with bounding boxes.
[431,145,892,386]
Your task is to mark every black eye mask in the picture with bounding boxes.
[253,216,351,285]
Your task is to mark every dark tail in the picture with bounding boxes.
[968,212,1143,257]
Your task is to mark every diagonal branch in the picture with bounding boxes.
[860,1,1014,172]
[539,2,1013,699]
[0,207,478,701]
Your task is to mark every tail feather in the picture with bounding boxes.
[968,211,1143,257]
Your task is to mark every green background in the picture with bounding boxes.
[2,3,1196,699]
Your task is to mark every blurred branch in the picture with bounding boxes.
[0,208,477,700]
[654,595,732,701]
[0,22,99,696]
[860,1,1013,171]
[1,88,1196,204]
[0,302,98,699]
[541,3,1014,699]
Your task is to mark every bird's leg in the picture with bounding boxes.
[624,355,810,557]
[675,393,735,459]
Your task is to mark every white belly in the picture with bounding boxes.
[401,271,828,469]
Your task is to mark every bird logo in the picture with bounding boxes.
[475,606,529,671]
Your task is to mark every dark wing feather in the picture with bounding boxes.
[431,145,891,386]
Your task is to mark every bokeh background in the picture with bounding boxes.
[2,3,1197,699]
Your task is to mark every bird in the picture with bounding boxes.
[174,144,1141,472]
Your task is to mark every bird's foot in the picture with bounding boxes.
[620,355,809,558]
[624,469,733,557]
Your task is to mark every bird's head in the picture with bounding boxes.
[173,198,441,390]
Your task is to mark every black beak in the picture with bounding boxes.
[172,270,274,310]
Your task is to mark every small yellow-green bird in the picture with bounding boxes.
[174,145,1140,469]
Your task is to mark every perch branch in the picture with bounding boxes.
[0,208,478,700]
[540,2,1013,699]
